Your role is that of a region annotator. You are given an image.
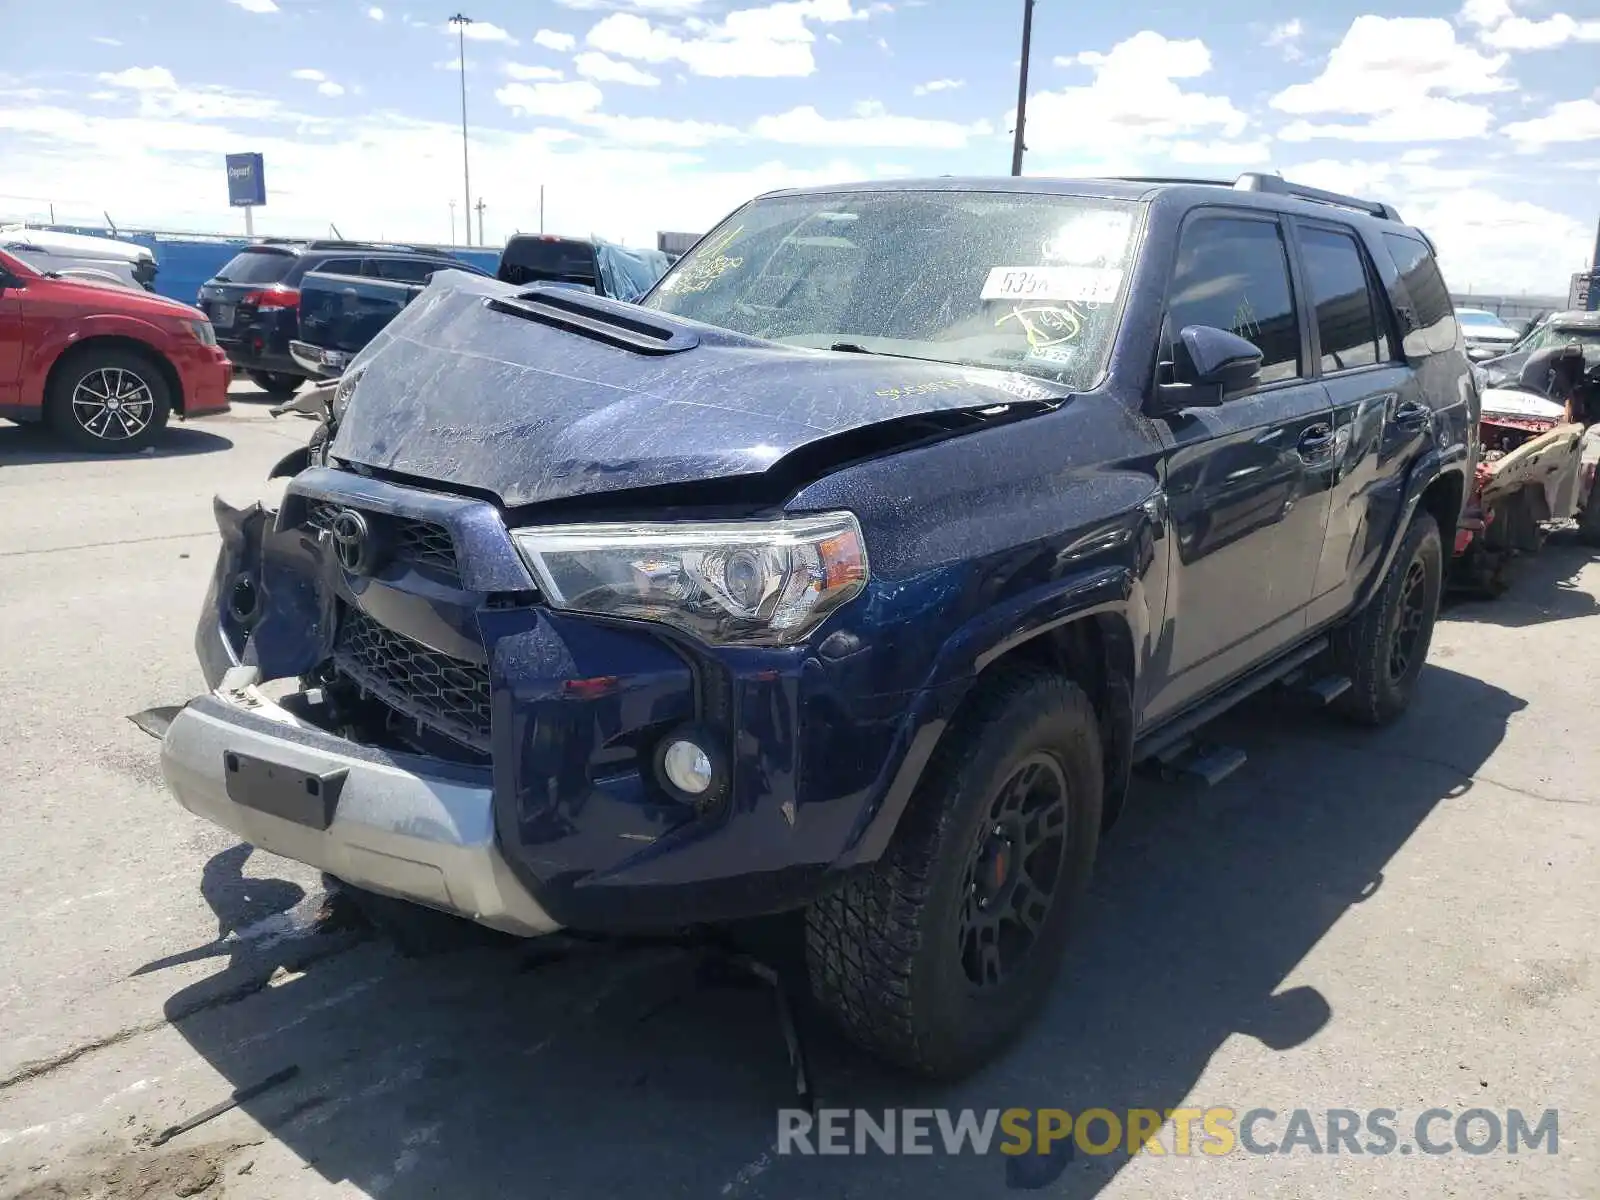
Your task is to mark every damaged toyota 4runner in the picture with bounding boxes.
[159,175,1474,1078]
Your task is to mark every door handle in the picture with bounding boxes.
[1394,400,1432,431]
[1297,424,1336,463]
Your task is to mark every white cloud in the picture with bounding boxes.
[1281,157,1589,291]
[1458,0,1600,49]
[318,81,346,97]
[1168,138,1274,164]
[92,36,122,46]
[1503,97,1600,145]
[912,78,963,96]
[367,6,385,20]
[1481,13,1600,49]
[574,51,661,85]
[1265,18,1305,61]
[494,79,605,119]
[535,28,578,51]
[229,0,279,11]
[447,20,517,45]
[290,68,344,98]
[1029,32,1248,157]
[1459,0,1513,26]
[751,100,992,148]
[93,67,293,122]
[503,63,566,81]
[98,66,179,91]
[580,112,738,146]
[586,0,866,78]
[554,0,706,9]
[1269,16,1512,142]
[291,68,327,81]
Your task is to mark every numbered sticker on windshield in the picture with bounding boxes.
[981,266,1123,304]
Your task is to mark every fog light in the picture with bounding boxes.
[661,739,713,796]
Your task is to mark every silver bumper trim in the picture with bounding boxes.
[160,690,560,937]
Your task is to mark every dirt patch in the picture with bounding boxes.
[0,1140,254,1200]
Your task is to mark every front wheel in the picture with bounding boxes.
[805,667,1103,1079]
[46,348,172,453]
[1330,510,1443,726]
[249,370,303,396]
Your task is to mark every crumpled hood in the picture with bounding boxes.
[329,273,1065,508]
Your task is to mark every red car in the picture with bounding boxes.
[0,246,232,453]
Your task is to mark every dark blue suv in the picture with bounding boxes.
[195,240,489,395]
[158,174,1474,1078]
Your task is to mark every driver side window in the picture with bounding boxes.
[1165,215,1302,386]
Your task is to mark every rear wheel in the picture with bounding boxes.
[249,370,302,396]
[46,348,171,453]
[805,667,1103,1078]
[1330,510,1443,725]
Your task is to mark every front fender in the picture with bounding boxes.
[21,312,175,410]
[834,557,1148,869]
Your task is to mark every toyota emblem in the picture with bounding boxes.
[328,508,371,574]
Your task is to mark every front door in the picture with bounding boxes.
[0,273,24,411]
[1143,211,1336,724]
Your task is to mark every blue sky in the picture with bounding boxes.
[2,0,1598,292]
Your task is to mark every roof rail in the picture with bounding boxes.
[1107,175,1235,187]
[301,238,428,252]
[1232,173,1403,223]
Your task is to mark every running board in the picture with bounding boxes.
[1146,742,1250,787]
[1302,675,1353,705]
[1135,636,1331,764]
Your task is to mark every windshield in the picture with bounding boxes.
[641,190,1140,390]
[215,248,295,284]
[1457,310,1508,329]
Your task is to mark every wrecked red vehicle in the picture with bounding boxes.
[1452,344,1600,594]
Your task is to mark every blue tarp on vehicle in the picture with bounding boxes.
[594,239,671,302]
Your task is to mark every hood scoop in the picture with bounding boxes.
[484,285,699,356]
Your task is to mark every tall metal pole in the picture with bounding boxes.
[1010,0,1035,177]
[449,199,456,244]
[450,13,473,246]
[475,197,485,246]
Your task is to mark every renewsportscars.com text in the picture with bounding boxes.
[777,1107,1560,1158]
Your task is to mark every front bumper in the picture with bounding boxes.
[176,470,950,935]
[161,687,560,936]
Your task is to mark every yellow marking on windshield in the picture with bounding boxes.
[996,303,1085,349]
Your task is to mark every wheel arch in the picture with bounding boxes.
[840,584,1143,873]
[44,335,184,415]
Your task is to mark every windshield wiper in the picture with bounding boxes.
[829,342,878,354]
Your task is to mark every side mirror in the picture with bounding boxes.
[1148,325,1264,417]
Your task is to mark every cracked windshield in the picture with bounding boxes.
[1,0,1597,1197]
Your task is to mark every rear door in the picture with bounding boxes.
[1292,219,1420,626]
[1143,210,1336,723]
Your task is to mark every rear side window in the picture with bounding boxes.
[373,257,441,283]
[1383,233,1455,354]
[1166,215,1301,385]
[1300,226,1389,373]
[215,249,294,284]
[499,237,597,286]
[300,256,362,280]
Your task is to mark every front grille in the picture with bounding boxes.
[304,501,460,578]
[333,607,492,752]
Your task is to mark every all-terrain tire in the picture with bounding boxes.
[1330,510,1443,726]
[805,667,1103,1079]
[46,347,172,453]
[1575,468,1600,547]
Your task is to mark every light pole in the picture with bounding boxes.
[449,12,473,246]
[1010,0,1035,177]
[449,199,456,244]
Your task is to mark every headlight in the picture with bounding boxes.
[331,365,365,424]
[511,513,868,646]
[187,320,217,347]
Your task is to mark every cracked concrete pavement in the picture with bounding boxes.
[0,388,1595,1198]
